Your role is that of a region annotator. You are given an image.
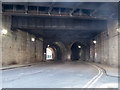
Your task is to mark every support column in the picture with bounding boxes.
[66,46,71,61]
[90,41,95,62]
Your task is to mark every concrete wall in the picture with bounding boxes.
[90,19,119,67]
[0,1,2,89]
[85,45,90,61]
[118,32,120,67]
[108,20,118,67]
[90,42,95,62]
[0,5,1,64]
[2,15,43,66]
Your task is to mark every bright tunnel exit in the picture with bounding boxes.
[46,48,52,60]
[46,47,55,60]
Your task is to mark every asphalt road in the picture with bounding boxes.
[2,61,118,88]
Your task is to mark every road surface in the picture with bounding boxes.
[2,61,118,88]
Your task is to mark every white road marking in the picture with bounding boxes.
[88,68,103,88]
[83,63,103,88]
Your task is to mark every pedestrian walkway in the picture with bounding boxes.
[0,62,43,70]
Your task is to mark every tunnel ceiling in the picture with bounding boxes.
[2,2,118,43]
[11,16,107,43]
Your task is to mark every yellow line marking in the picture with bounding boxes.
[83,63,103,88]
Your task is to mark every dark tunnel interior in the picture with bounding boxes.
[71,42,85,61]
[71,43,81,61]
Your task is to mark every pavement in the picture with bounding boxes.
[2,61,119,88]
[1,61,119,77]
[0,61,47,70]
[0,64,32,70]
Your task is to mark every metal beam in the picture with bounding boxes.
[69,3,82,16]
[37,6,39,14]
[23,3,29,14]
[12,26,105,32]
[3,11,106,20]
[48,2,55,15]
[25,5,28,14]
[2,3,97,15]
[79,9,82,16]
[13,5,16,12]
[59,8,61,16]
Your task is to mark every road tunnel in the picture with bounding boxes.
[44,42,67,62]
[71,42,86,61]
[0,1,120,89]
[46,47,54,60]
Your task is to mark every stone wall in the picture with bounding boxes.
[108,20,118,67]
[118,32,120,67]
[2,15,43,66]
[0,27,1,67]
[0,1,2,90]
[90,19,119,67]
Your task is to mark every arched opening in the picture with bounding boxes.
[44,42,66,62]
[71,42,85,61]
[54,42,67,61]
[46,47,55,60]
[54,45,62,61]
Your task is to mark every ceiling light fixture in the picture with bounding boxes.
[1,29,7,35]
[93,40,96,44]
[116,28,120,32]
[31,37,35,42]
[78,45,81,48]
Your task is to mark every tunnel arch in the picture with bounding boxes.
[70,41,87,61]
[54,42,67,61]
[46,47,55,60]
[44,42,67,62]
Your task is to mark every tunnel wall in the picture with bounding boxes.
[0,3,2,68]
[118,32,120,67]
[108,20,118,67]
[85,45,90,61]
[90,19,119,67]
[0,2,2,89]
[54,42,67,61]
[2,15,43,66]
